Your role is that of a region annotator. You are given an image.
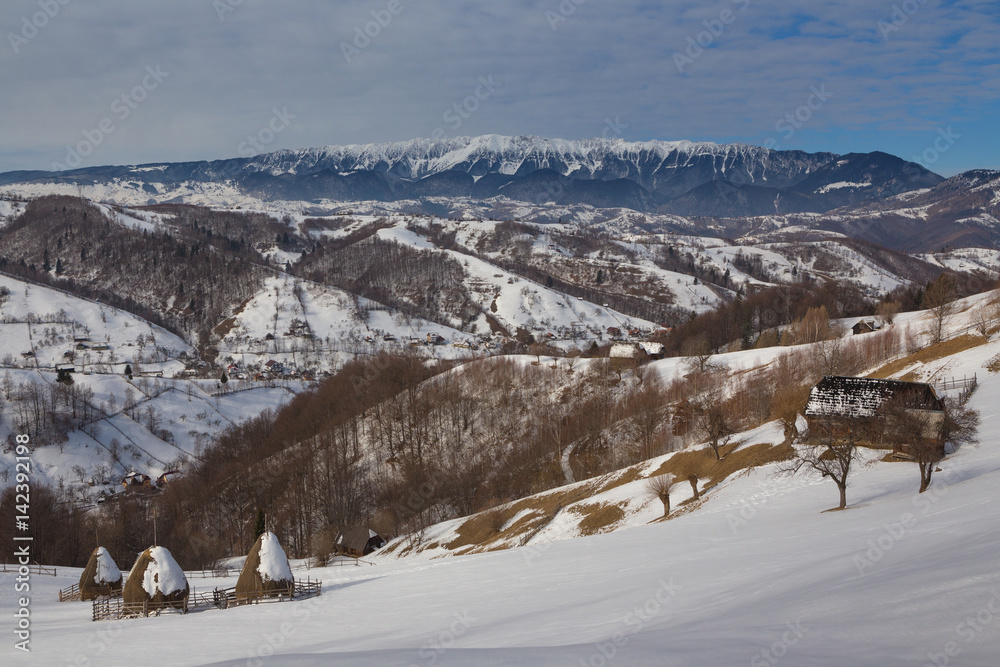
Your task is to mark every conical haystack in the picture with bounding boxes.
[235,532,294,603]
[123,546,189,614]
[80,547,122,601]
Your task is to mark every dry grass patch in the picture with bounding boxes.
[649,441,794,492]
[572,502,628,536]
[869,335,985,379]
[445,484,593,552]
[437,441,794,554]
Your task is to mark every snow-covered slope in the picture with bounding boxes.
[7,310,999,665]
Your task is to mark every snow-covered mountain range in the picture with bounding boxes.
[0,135,944,216]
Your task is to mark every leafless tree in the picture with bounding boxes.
[683,335,715,374]
[971,299,1000,342]
[923,274,958,344]
[698,404,735,461]
[876,300,900,326]
[645,474,676,517]
[781,421,865,510]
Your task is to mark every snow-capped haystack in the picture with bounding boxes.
[235,532,294,602]
[79,547,122,601]
[123,546,189,612]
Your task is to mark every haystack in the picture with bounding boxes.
[123,546,189,614]
[79,547,122,601]
[235,532,294,603]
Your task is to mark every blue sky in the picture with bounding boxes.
[0,0,997,176]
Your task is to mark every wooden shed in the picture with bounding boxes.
[335,526,385,558]
[804,376,946,457]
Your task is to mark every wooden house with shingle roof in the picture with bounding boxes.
[804,376,946,457]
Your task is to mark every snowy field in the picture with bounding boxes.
[4,319,1000,666]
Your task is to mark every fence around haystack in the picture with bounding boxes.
[185,567,241,579]
[92,578,322,621]
[59,583,81,602]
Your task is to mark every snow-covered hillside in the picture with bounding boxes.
[5,292,999,666]
[0,273,193,373]
[0,272,306,500]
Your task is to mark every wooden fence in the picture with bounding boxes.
[92,578,321,621]
[59,583,81,602]
[184,568,240,579]
[0,563,56,576]
[934,374,977,393]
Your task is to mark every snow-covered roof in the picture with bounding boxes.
[804,376,943,419]
[639,342,665,355]
[610,343,640,359]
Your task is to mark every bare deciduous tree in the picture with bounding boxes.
[781,423,864,510]
[971,298,1000,342]
[645,474,676,517]
[698,404,735,461]
[922,274,958,344]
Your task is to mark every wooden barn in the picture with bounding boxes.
[852,320,879,335]
[804,376,946,457]
[335,526,385,558]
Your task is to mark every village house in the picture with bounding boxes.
[121,471,154,492]
[852,320,880,335]
[334,526,386,558]
[804,376,947,458]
